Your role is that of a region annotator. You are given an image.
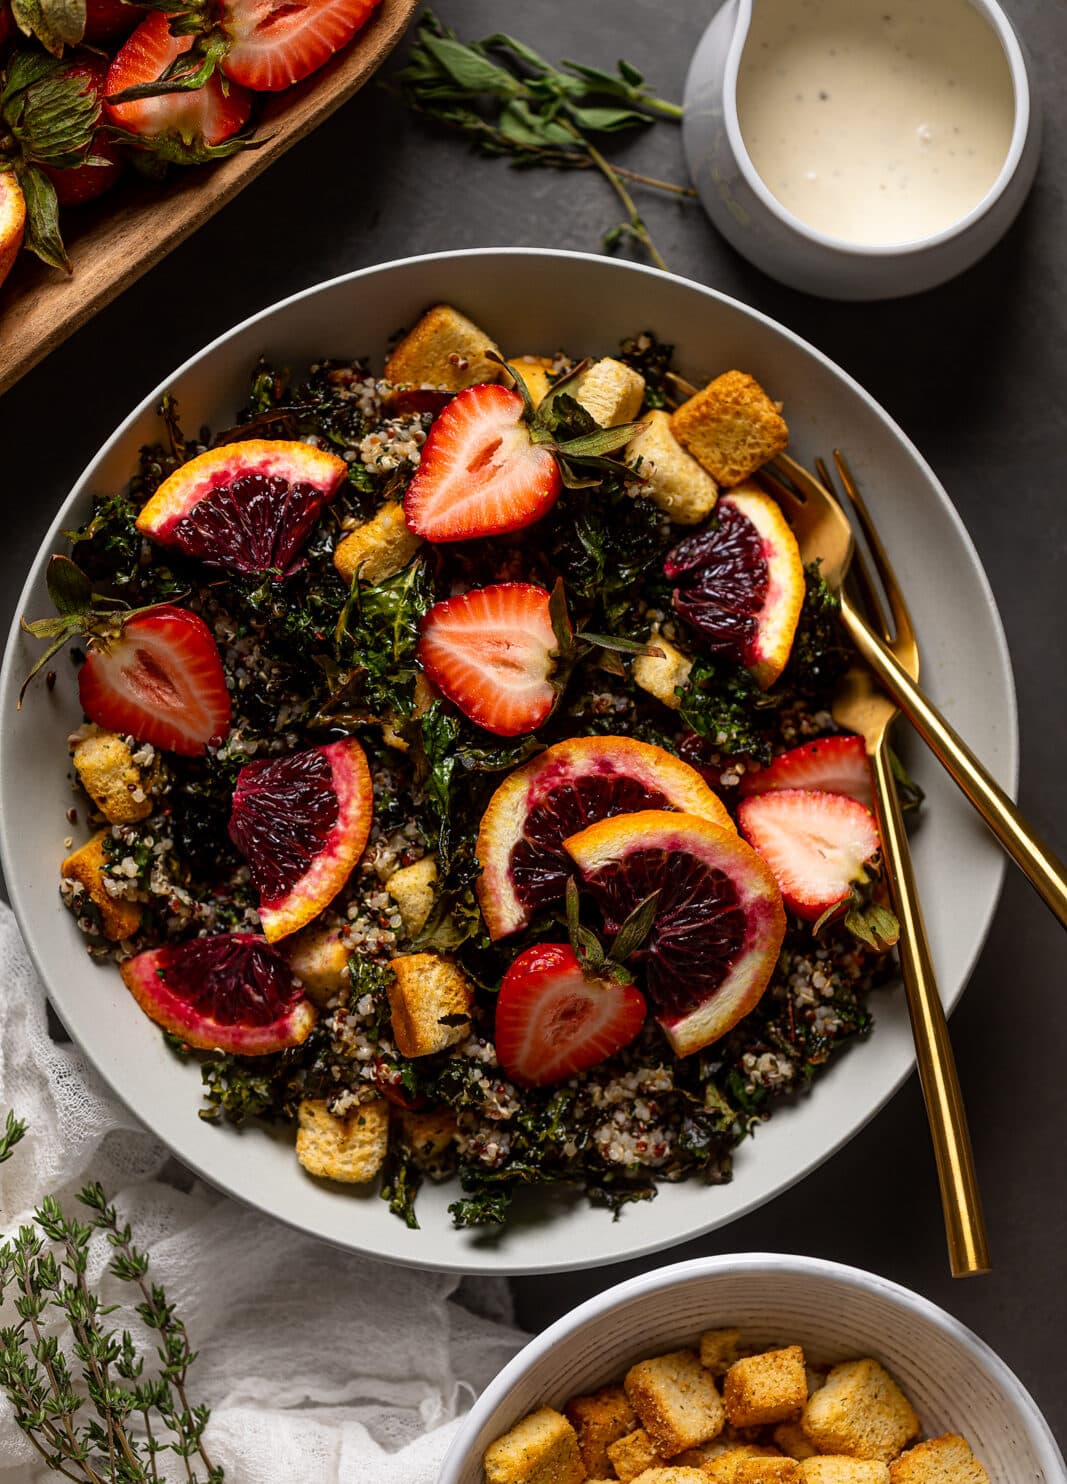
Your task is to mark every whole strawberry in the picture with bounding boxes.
[40,55,123,207]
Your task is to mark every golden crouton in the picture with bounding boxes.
[799,1461,890,1483]
[72,732,152,824]
[565,1385,637,1476]
[724,1347,807,1429]
[773,1423,818,1461]
[625,1349,726,1458]
[705,1447,789,1482]
[295,1098,389,1183]
[723,1460,799,1483]
[629,1470,709,1483]
[386,952,473,1057]
[283,925,349,1004]
[699,1329,743,1377]
[627,410,719,525]
[571,357,646,427]
[802,1361,920,1462]
[333,501,423,587]
[670,371,788,487]
[483,1407,586,1484]
[509,354,556,408]
[399,1105,457,1161]
[609,1428,666,1480]
[386,856,438,937]
[888,1434,989,1484]
[385,303,502,392]
[672,1439,731,1466]
[632,633,692,710]
[61,832,142,942]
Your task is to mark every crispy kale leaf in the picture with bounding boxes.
[678,656,777,762]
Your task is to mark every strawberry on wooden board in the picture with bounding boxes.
[83,0,139,42]
[221,0,383,91]
[739,734,874,809]
[404,383,563,542]
[78,606,232,756]
[0,4,13,45]
[105,13,253,163]
[737,787,896,951]
[417,581,566,738]
[493,942,646,1088]
[40,56,122,207]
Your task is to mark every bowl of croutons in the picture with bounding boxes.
[441,1253,1065,1484]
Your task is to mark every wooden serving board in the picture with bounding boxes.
[0,0,419,396]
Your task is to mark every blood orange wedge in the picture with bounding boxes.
[564,810,786,1056]
[120,934,317,1054]
[665,483,804,689]
[228,739,372,942]
[136,440,348,577]
[476,735,734,940]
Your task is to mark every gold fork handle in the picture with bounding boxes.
[870,740,991,1277]
[842,598,1067,931]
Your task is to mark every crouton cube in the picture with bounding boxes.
[385,304,502,392]
[61,832,142,942]
[283,925,349,1004]
[632,633,692,710]
[705,1447,789,1482]
[724,1347,807,1429]
[772,1423,817,1461]
[799,1461,890,1483]
[571,357,646,427]
[802,1361,919,1462]
[670,371,788,487]
[671,1439,731,1466]
[295,1098,389,1183]
[509,354,557,408]
[72,732,153,824]
[700,1328,744,1377]
[399,1105,457,1161]
[483,1407,586,1484]
[625,1349,726,1457]
[627,410,719,525]
[386,952,473,1057]
[333,500,422,587]
[609,1429,666,1480]
[888,1434,989,1484]
[386,856,438,938]
[629,1470,709,1483]
[564,1385,637,1477]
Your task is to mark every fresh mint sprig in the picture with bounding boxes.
[392,11,693,269]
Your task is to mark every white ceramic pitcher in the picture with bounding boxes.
[682,0,1041,299]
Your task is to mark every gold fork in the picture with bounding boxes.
[760,452,990,1276]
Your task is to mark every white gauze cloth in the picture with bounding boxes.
[0,903,527,1481]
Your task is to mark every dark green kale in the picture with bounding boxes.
[195,1042,322,1126]
[678,656,778,763]
[546,482,666,627]
[334,555,433,719]
[617,331,675,408]
[782,561,851,699]
[380,1147,423,1230]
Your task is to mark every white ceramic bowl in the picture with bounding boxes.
[440,1254,1067,1483]
[682,0,1042,300]
[0,249,1017,1273]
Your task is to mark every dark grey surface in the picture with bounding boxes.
[1,0,1064,1450]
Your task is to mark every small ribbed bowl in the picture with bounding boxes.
[440,1254,1065,1483]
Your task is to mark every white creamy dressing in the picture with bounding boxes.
[735,0,1015,245]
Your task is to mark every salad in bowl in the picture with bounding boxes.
[21,300,905,1232]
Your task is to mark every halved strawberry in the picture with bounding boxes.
[221,0,382,91]
[106,13,253,161]
[79,606,231,756]
[736,787,880,922]
[417,582,565,738]
[494,943,646,1088]
[404,384,562,542]
[739,735,873,809]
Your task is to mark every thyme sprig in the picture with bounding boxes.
[392,11,693,269]
[0,1118,222,1482]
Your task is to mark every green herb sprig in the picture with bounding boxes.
[0,1115,222,1482]
[392,11,693,270]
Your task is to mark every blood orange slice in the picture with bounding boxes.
[564,810,786,1055]
[665,483,804,689]
[136,440,348,577]
[228,739,372,942]
[120,934,317,1054]
[476,735,734,940]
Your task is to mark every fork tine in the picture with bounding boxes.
[756,464,807,515]
[833,450,916,646]
[815,455,893,645]
[773,450,827,503]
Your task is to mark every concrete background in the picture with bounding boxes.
[0,0,1063,1449]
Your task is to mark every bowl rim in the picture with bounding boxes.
[440,1251,1067,1482]
[0,247,1019,1273]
